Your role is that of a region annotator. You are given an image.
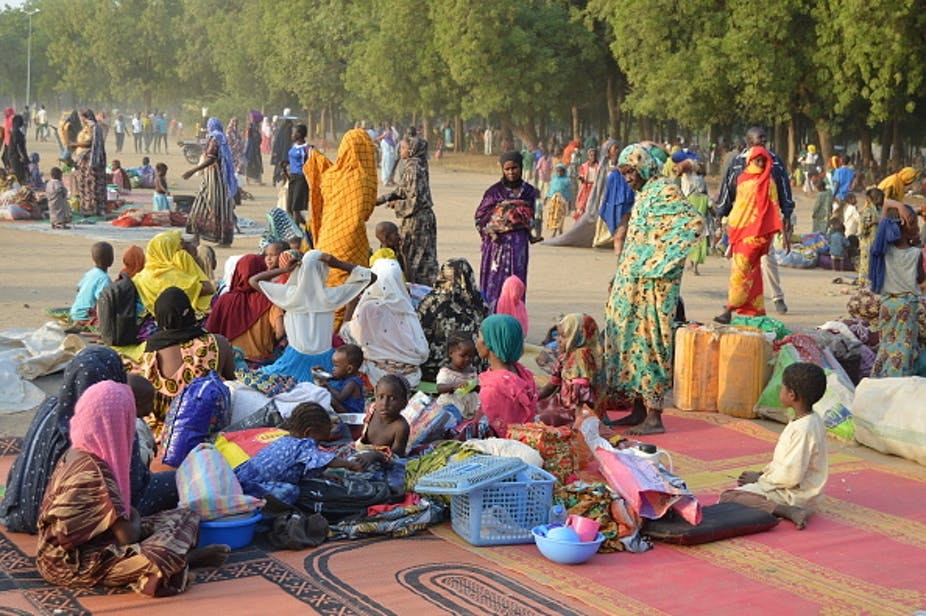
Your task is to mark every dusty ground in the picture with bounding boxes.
[0,137,862,437]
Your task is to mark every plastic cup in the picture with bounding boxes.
[566,515,601,542]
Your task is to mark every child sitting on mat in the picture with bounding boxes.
[314,343,366,415]
[435,332,480,420]
[719,362,829,530]
[355,374,410,460]
[537,313,602,426]
[234,402,361,508]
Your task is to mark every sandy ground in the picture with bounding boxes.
[0,136,864,437]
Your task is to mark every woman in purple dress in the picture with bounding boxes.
[475,151,539,308]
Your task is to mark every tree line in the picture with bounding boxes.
[1,0,923,171]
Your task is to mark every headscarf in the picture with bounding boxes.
[121,245,145,278]
[807,145,817,154]
[69,381,135,516]
[557,313,602,383]
[82,109,106,168]
[433,258,482,302]
[205,254,274,341]
[878,167,918,201]
[316,129,377,286]
[829,156,840,169]
[499,150,523,168]
[406,136,429,172]
[3,107,13,146]
[262,207,304,248]
[496,275,528,335]
[728,145,782,244]
[0,346,129,533]
[207,117,238,196]
[259,250,372,354]
[145,286,208,352]
[133,230,211,315]
[480,314,524,364]
[357,258,415,316]
[618,143,661,180]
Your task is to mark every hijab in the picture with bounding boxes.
[83,109,106,168]
[205,254,274,341]
[3,107,13,146]
[496,275,528,335]
[499,150,523,168]
[259,250,371,354]
[121,245,145,278]
[0,346,129,533]
[69,381,135,515]
[145,286,208,352]
[618,143,661,181]
[407,136,429,172]
[133,230,211,315]
[480,314,524,364]
[207,117,238,195]
[357,258,415,316]
[557,313,602,383]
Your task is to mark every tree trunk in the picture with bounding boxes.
[787,115,797,170]
[571,106,580,142]
[606,74,621,141]
[500,115,538,150]
[891,118,903,169]
[319,107,327,147]
[857,123,874,169]
[306,110,313,141]
[639,116,653,141]
[773,122,786,160]
[454,114,462,152]
[879,121,891,172]
[422,114,430,147]
[815,119,833,163]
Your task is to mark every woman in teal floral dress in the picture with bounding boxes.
[603,143,702,434]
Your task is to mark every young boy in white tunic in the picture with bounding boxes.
[719,362,829,529]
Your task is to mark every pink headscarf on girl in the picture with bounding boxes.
[496,275,529,335]
[69,380,135,515]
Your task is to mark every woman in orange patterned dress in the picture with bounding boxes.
[715,145,784,323]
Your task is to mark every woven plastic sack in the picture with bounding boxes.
[161,371,231,467]
[176,443,263,521]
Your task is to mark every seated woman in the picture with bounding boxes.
[132,230,214,321]
[36,380,229,598]
[256,250,372,382]
[416,258,489,382]
[537,313,603,426]
[342,258,429,387]
[1,346,178,535]
[475,314,538,438]
[205,254,284,364]
[131,287,236,423]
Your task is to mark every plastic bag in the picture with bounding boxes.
[176,443,263,520]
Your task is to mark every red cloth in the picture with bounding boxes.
[205,254,274,340]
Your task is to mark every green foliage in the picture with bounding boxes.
[4,0,923,148]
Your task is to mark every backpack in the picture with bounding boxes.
[161,371,231,467]
[96,273,139,346]
[296,473,393,522]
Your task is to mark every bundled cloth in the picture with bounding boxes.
[868,215,903,294]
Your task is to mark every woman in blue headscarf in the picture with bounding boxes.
[182,117,239,246]
[602,143,702,435]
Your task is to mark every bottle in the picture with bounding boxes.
[548,504,567,526]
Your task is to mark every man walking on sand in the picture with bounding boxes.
[715,126,794,316]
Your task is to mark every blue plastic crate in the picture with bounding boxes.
[414,455,525,495]
[450,465,556,546]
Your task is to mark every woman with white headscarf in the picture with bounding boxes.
[341,258,429,387]
[254,250,372,381]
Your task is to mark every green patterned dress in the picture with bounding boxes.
[603,178,702,409]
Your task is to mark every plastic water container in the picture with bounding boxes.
[548,504,568,526]
[717,327,772,418]
[673,324,722,411]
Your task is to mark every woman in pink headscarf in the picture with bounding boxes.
[35,381,230,598]
[495,275,529,335]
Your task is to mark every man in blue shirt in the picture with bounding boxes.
[716,127,794,314]
[831,157,855,204]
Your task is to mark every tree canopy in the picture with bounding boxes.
[1,0,922,166]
